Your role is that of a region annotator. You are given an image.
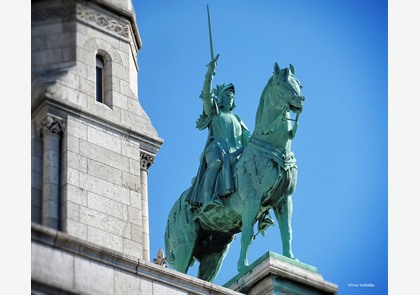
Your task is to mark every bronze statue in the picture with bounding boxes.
[165,59,304,282]
[164,5,305,282]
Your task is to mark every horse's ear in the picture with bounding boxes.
[274,62,281,76]
[284,67,290,78]
[289,64,295,75]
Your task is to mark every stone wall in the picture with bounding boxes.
[31,223,241,295]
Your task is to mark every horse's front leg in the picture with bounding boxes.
[238,189,261,272]
[273,194,295,259]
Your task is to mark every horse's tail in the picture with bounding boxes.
[164,219,176,268]
[164,188,192,269]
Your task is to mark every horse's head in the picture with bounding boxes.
[268,62,305,113]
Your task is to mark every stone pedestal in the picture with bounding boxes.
[224,251,338,295]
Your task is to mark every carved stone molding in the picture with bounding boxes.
[39,115,66,138]
[76,3,130,39]
[140,152,155,171]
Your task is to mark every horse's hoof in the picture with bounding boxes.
[237,262,249,273]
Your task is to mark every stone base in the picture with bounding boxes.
[224,251,338,295]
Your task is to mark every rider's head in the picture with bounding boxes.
[215,83,236,111]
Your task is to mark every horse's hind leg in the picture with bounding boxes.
[238,189,261,272]
[273,194,295,259]
[174,240,195,274]
[197,234,234,282]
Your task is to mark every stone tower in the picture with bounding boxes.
[31,0,162,262]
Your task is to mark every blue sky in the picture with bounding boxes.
[134,0,387,294]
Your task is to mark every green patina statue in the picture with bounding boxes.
[164,5,305,282]
[164,55,305,282]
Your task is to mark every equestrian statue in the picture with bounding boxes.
[164,5,305,282]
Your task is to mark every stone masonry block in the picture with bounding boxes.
[129,54,138,95]
[48,84,88,109]
[123,172,141,192]
[87,159,123,185]
[79,206,127,236]
[32,22,63,37]
[76,31,89,51]
[66,117,88,141]
[69,60,87,80]
[111,62,129,81]
[153,281,188,295]
[131,223,142,243]
[120,79,135,97]
[87,191,124,220]
[87,99,122,122]
[130,190,142,208]
[67,151,88,173]
[78,76,95,97]
[139,278,153,294]
[64,184,88,206]
[76,46,94,66]
[86,27,120,50]
[32,154,43,173]
[66,167,79,187]
[32,35,47,52]
[46,32,75,49]
[32,168,42,189]
[62,201,79,222]
[31,201,42,224]
[114,271,142,295]
[78,172,130,204]
[112,92,128,111]
[87,126,122,154]
[107,47,124,65]
[123,205,142,226]
[31,50,49,66]
[129,158,141,176]
[64,219,88,240]
[65,135,80,154]
[121,140,139,159]
[127,96,143,116]
[79,140,130,172]
[122,222,132,239]
[59,71,80,90]
[74,256,114,294]
[31,243,75,291]
[87,226,123,252]
[123,238,142,258]
[62,46,77,63]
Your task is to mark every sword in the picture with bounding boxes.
[207,4,214,61]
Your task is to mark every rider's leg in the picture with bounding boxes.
[203,159,222,204]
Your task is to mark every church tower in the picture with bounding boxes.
[31,0,162,264]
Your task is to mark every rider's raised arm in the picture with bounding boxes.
[200,54,219,115]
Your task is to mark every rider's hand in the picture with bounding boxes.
[206,54,220,77]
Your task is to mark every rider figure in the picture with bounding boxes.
[186,54,251,209]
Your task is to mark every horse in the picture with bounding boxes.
[164,62,305,282]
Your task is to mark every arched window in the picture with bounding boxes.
[96,55,104,103]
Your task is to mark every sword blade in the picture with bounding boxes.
[207,4,214,60]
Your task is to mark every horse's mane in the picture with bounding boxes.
[254,75,275,129]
